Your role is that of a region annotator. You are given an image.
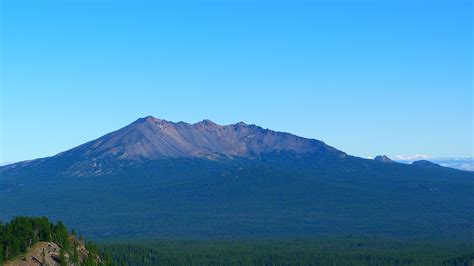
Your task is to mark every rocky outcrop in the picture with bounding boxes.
[4,237,100,266]
[4,242,63,266]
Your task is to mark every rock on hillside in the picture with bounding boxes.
[4,237,100,266]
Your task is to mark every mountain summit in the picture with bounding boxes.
[374,155,394,163]
[59,116,345,162]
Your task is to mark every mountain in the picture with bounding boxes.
[64,116,343,160]
[2,116,345,177]
[411,160,442,168]
[55,116,343,176]
[374,155,394,163]
[1,116,473,240]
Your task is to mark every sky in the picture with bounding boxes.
[0,0,472,164]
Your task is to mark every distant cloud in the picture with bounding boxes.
[392,155,474,172]
[434,159,474,172]
[394,154,432,161]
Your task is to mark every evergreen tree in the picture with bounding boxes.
[53,221,69,250]
[0,243,3,262]
[73,245,80,264]
[59,248,67,266]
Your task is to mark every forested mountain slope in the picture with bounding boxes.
[1,117,473,240]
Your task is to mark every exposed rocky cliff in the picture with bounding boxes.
[3,235,101,266]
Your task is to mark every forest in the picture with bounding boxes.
[0,216,109,265]
[99,238,474,266]
[1,217,473,265]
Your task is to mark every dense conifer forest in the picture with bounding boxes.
[99,239,474,266]
[1,217,473,265]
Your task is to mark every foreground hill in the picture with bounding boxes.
[0,117,473,240]
[0,217,106,266]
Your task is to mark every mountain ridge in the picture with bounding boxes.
[1,116,472,240]
[3,116,347,175]
[1,116,467,175]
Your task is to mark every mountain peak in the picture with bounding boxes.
[194,119,219,127]
[144,115,157,121]
[135,115,166,124]
[57,116,344,164]
[374,155,394,163]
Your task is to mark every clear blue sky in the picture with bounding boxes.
[1,0,472,163]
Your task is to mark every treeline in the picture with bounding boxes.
[100,239,474,266]
[0,216,111,265]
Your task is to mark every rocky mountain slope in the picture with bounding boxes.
[62,116,343,160]
[2,116,346,177]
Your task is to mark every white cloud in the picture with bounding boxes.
[435,159,474,172]
[393,155,474,171]
[394,154,432,161]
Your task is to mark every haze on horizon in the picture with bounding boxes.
[1,0,472,164]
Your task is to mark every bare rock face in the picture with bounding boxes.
[60,116,345,162]
[14,116,334,177]
[1,116,347,177]
[4,238,99,266]
[4,242,59,266]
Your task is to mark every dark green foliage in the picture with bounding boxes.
[0,216,54,260]
[59,248,67,266]
[73,245,80,264]
[1,153,472,240]
[53,221,70,250]
[100,239,474,266]
[0,244,2,262]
